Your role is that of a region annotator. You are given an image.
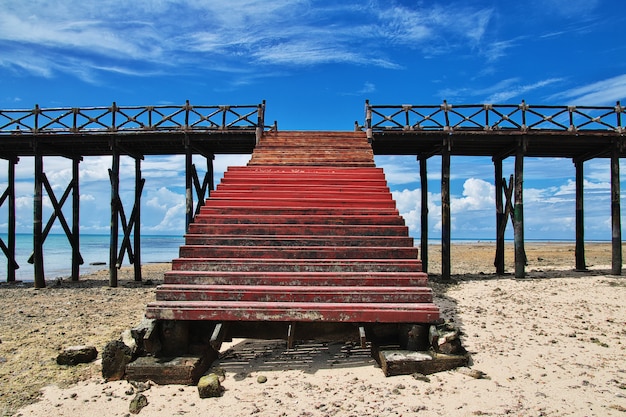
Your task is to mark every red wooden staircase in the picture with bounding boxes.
[145,131,440,348]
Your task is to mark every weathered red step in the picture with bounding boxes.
[192,214,405,226]
[178,245,418,259]
[183,235,414,247]
[146,301,440,323]
[209,190,393,200]
[155,285,433,303]
[198,206,400,216]
[204,197,396,209]
[162,270,428,286]
[187,224,408,236]
[170,258,423,273]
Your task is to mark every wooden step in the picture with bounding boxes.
[209,190,392,200]
[170,258,423,273]
[178,245,418,259]
[186,224,409,236]
[183,235,414,247]
[198,207,400,217]
[155,284,433,303]
[145,301,440,323]
[192,214,405,226]
[163,270,428,286]
[203,197,396,209]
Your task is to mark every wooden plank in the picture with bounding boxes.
[33,150,44,288]
[441,139,451,280]
[163,270,428,287]
[145,301,441,324]
[611,142,622,275]
[155,284,434,303]
[575,159,586,271]
[419,155,429,274]
[125,354,216,385]
[514,139,526,278]
[377,350,469,377]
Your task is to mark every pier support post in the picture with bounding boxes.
[1,157,19,282]
[514,139,526,278]
[34,148,45,288]
[574,159,586,271]
[71,158,81,281]
[134,157,142,282]
[494,157,505,275]
[441,139,451,281]
[185,138,193,232]
[611,141,622,275]
[110,148,120,287]
[419,155,429,274]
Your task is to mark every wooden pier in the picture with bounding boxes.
[1,100,624,286]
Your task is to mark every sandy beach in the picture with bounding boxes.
[1,242,625,416]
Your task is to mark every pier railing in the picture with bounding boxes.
[0,101,267,135]
[365,100,625,137]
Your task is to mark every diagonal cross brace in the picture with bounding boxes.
[192,164,212,217]
[0,186,19,270]
[112,176,145,268]
[28,173,83,265]
[497,174,527,265]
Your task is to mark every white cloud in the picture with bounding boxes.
[441,77,563,103]
[147,187,181,211]
[452,178,494,211]
[486,78,563,103]
[550,74,626,105]
[0,0,501,81]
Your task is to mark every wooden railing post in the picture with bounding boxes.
[256,101,265,144]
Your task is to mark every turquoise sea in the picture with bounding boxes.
[0,234,588,282]
[0,234,184,282]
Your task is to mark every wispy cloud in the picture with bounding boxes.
[550,74,626,105]
[0,0,499,82]
[439,77,563,103]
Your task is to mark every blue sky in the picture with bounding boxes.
[1,0,626,242]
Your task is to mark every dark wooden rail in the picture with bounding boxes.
[365,100,625,137]
[0,101,266,135]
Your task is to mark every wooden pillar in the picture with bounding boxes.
[7,158,18,282]
[514,139,526,278]
[185,139,193,232]
[611,142,622,275]
[34,149,45,288]
[134,157,142,282]
[109,149,120,287]
[71,158,80,281]
[208,153,215,194]
[494,157,505,274]
[575,159,586,271]
[441,139,451,280]
[419,155,429,274]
